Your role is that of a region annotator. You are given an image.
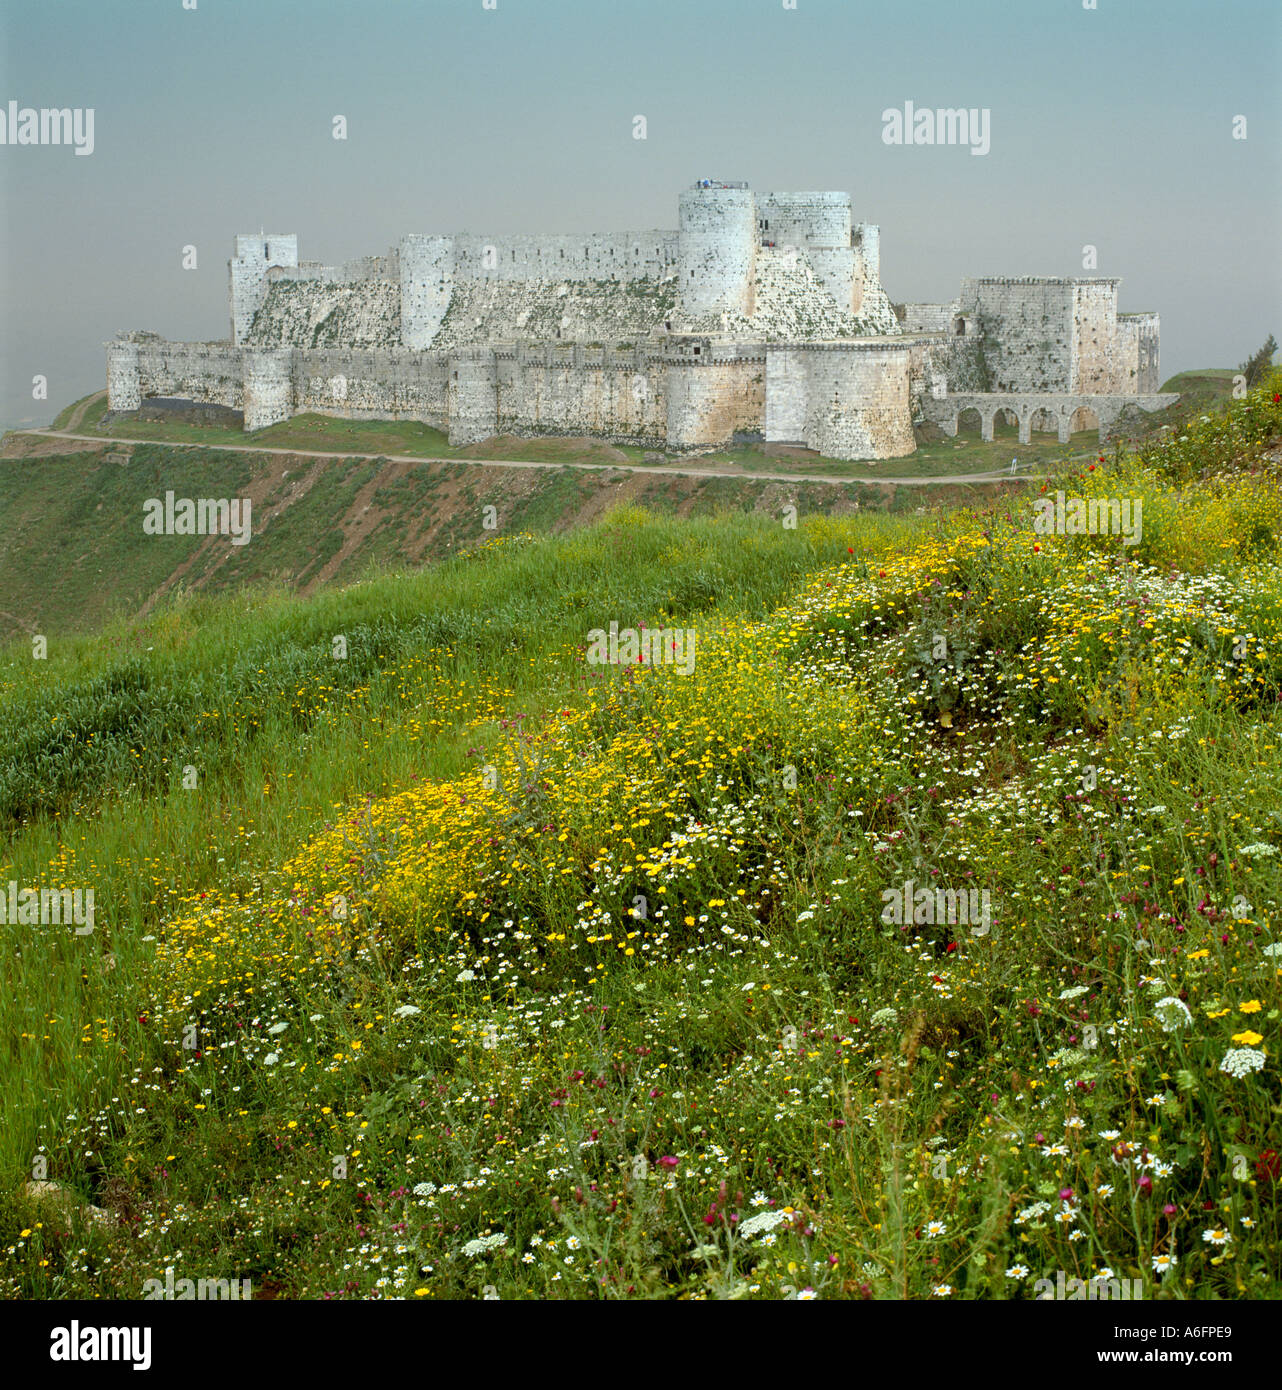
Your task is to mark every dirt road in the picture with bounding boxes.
[9,427,1039,488]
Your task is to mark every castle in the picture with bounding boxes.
[105,181,1176,460]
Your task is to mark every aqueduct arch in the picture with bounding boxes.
[1069,405,1101,436]
[1028,407,1058,435]
[923,391,1177,448]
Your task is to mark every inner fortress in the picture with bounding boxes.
[105,181,1176,460]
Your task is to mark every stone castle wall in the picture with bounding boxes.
[267,252,399,285]
[958,277,1076,392]
[109,338,736,453]
[678,186,758,319]
[106,340,143,411]
[1118,312,1161,395]
[229,234,298,345]
[756,192,856,312]
[108,337,243,411]
[229,186,898,357]
[900,303,956,333]
[451,232,679,284]
[431,275,676,349]
[665,353,766,448]
[800,343,915,459]
[764,348,809,442]
[495,342,668,445]
[107,184,1166,463]
[916,334,988,398]
[1070,280,1121,393]
[293,348,450,429]
[399,235,455,351]
[243,349,292,430]
[765,341,914,458]
[246,279,402,349]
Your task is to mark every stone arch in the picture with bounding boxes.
[1069,405,1100,436]
[1095,405,1120,445]
[992,406,1019,432]
[1028,407,1058,435]
[956,406,983,437]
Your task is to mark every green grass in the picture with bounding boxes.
[1,376,1278,1302]
[0,509,919,1267]
[0,436,1033,642]
[0,375,1273,1295]
[684,420,1102,478]
[37,400,1105,479]
[1160,367,1238,395]
[46,392,110,432]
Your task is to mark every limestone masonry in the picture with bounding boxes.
[106,181,1176,460]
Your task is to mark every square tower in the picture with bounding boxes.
[229,234,299,345]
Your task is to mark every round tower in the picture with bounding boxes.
[677,183,756,320]
[798,342,913,460]
[243,349,293,432]
[106,339,141,411]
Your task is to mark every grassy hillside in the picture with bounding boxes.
[0,374,1279,1301]
[0,377,1152,643]
[1159,368,1239,413]
[0,441,960,641]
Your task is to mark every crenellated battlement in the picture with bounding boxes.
[106,179,1166,462]
[964,276,1122,287]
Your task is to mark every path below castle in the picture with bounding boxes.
[9,428,1043,488]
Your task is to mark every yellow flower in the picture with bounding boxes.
[1238,1000,1262,1014]
[1231,1031,1263,1046]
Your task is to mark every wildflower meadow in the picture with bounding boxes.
[1,377,1280,1303]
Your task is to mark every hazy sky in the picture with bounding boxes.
[2,0,1279,426]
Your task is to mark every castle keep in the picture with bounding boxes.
[106,181,1175,460]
